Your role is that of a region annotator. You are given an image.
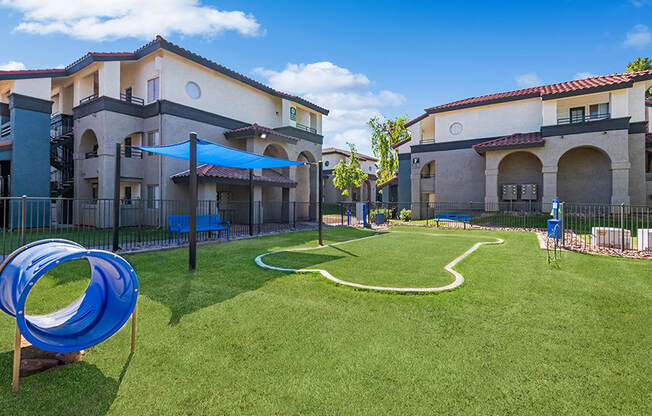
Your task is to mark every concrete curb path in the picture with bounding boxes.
[255,232,504,294]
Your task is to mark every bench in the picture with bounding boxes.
[168,214,230,245]
[433,214,470,228]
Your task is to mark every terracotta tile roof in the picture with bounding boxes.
[406,70,652,126]
[391,137,411,149]
[377,175,397,188]
[473,132,544,153]
[0,68,66,76]
[0,140,12,148]
[0,35,329,115]
[224,123,298,143]
[322,147,377,162]
[172,164,296,186]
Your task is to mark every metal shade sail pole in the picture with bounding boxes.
[189,132,198,271]
[318,161,323,246]
[249,169,254,236]
[113,143,121,251]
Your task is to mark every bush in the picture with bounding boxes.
[399,209,411,222]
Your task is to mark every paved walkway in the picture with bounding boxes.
[255,231,503,294]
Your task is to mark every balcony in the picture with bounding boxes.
[79,94,99,105]
[557,112,610,125]
[120,93,144,106]
[295,122,317,134]
[120,146,144,179]
[0,122,10,138]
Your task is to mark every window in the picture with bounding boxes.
[124,137,132,158]
[589,103,609,119]
[147,77,160,103]
[146,185,159,208]
[147,131,157,146]
[91,184,98,202]
[124,186,132,205]
[125,87,132,103]
[570,107,585,123]
[185,81,201,99]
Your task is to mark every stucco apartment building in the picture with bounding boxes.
[382,70,652,217]
[322,147,377,204]
[0,36,328,224]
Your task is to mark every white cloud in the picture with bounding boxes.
[253,62,370,94]
[255,62,405,155]
[514,73,543,88]
[0,0,262,41]
[629,0,648,7]
[574,72,596,80]
[0,61,26,70]
[623,24,651,47]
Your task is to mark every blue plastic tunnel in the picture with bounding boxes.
[0,239,138,353]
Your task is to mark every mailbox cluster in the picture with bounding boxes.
[502,183,537,201]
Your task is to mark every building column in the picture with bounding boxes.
[541,165,558,207]
[611,161,631,206]
[410,172,421,218]
[99,61,121,100]
[484,168,499,211]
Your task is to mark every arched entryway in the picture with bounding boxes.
[557,146,611,204]
[296,151,317,221]
[79,129,99,158]
[262,144,290,222]
[497,151,542,209]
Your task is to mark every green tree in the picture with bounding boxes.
[625,57,651,72]
[332,143,368,198]
[368,115,410,184]
[625,57,652,98]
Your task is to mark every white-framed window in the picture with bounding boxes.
[589,103,609,119]
[146,130,159,146]
[147,77,160,103]
[146,184,159,209]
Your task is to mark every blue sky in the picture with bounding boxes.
[0,0,650,154]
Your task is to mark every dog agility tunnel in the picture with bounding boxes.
[0,239,138,353]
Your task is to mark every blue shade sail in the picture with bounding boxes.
[136,139,306,169]
[0,239,139,353]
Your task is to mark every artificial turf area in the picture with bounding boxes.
[0,226,650,415]
[264,231,499,288]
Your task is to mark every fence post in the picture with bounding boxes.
[249,169,254,236]
[20,195,26,245]
[318,161,323,246]
[113,143,121,251]
[620,203,625,252]
[561,202,565,248]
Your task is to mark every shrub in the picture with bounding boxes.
[370,208,392,219]
[399,209,411,222]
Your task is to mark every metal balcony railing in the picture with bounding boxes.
[557,112,610,125]
[79,94,99,105]
[295,122,317,134]
[120,93,144,106]
[0,122,10,138]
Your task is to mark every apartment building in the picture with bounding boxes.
[384,70,652,216]
[0,36,328,224]
[321,147,377,204]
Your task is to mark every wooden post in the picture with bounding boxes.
[189,133,198,271]
[12,324,21,393]
[318,161,323,246]
[249,169,254,236]
[113,143,121,251]
[130,302,137,353]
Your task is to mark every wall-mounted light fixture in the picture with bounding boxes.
[412,157,420,165]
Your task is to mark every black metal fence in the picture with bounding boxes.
[0,197,319,259]
[334,201,651,253]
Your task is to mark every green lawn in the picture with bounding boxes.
[0,226,650,415]
[265,231,496,288]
